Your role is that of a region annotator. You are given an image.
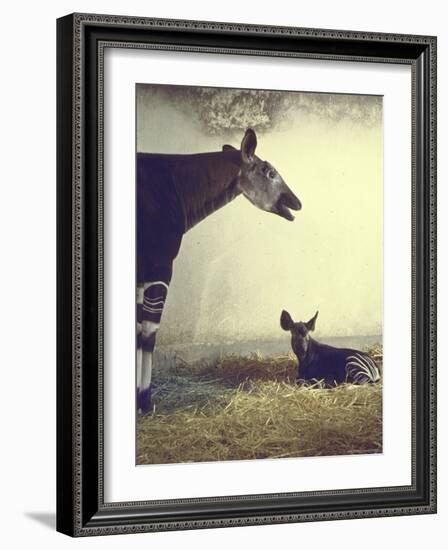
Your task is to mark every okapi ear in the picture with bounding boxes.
[306,311,319,332]
[222,144,237,152]
[241,128,257,163]
[280,310,294,331]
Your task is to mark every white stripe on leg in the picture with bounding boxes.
[137,285,144,303]
[141,350,153,392]
[136,348,142,392]
[136,285,143,392]
[143,280,169,291]
[140,321,160,392]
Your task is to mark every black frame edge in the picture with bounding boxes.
[56,13,75,537]
[414,38,437,513]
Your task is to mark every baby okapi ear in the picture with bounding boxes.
[222,144,237,152]
[280,310,294,331]
[306,311,319,332]
[241,128,257,163]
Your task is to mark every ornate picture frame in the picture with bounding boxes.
[56,13,437,536]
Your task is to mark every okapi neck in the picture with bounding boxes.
[300,337,318,367]
[172,151,243,232]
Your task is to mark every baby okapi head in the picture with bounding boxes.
[280,310,319,361]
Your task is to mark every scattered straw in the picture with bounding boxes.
[137,347,382,464]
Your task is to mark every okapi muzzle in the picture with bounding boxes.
[237,129,302,221]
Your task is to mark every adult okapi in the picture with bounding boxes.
[137,129,302,414]
[280,310,381,386]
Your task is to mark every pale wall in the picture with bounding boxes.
[137,87,382,341]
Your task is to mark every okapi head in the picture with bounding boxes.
[280,310,319,360]
[223,128,302,221]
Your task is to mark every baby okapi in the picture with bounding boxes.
[280,310,380,386]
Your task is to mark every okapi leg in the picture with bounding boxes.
[138,280,169,414]
[136,284,144,397]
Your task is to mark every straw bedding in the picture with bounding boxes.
[137,347,382,465]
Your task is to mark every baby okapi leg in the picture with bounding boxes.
[138,281,169,414]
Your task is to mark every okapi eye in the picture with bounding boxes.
[268,170,275,179]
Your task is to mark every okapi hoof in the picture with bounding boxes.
[138,386,152,415]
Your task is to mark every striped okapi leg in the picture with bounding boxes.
[136,285,143,401]
[345,353,381,384]
[137,280,169,414]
